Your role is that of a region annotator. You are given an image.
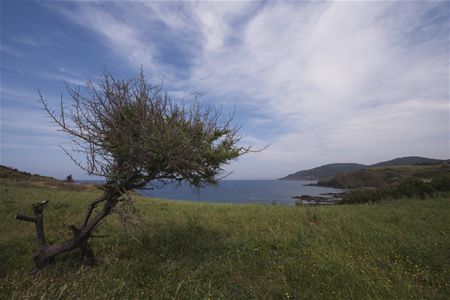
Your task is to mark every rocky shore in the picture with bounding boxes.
[292,192,344,205]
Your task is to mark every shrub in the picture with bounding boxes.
[65,174,74,182]
[341,174,450,204]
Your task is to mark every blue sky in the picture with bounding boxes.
[1,1,449,180]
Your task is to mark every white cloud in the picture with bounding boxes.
[187,2,449,177]
[1,87,42,108]
[50,3,158,71]
[1,105,64,137]
[46,1,449,178]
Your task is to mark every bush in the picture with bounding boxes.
[341,174,450,204]
[431,173,450,191]
[65,174,74,183]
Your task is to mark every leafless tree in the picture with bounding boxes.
[16,70,251,269]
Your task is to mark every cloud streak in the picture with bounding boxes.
[26,1,450,178]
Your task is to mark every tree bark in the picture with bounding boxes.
[16,200,48,248]
[16,189,121,269]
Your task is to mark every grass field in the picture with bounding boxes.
[0,184,449,299]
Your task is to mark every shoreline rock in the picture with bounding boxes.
[292,194,343,205]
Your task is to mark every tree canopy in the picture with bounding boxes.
[40,70,250,190]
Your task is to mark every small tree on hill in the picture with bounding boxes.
[65,174,73,183]
[16,70,251,269]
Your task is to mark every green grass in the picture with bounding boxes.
[0,185,449,299]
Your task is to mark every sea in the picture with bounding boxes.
[136,180,343,205]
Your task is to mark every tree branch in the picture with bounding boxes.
[15,214,36,223]
[16,200,48,249]
[32,200,48,248]
[82,194,108,228]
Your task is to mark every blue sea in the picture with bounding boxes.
[137,180,343,205]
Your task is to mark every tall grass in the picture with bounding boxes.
[0,185,449,299]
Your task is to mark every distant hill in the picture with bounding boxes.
[370,156,444,168]
[0,165,59,183]
[317,162,450,189]
[0,165,94,190]
[280,163,367,180]
[280,156,446,181]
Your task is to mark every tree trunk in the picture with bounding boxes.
[16,188,122,270]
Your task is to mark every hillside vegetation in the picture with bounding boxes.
[318,163,450,189]
[280,156,445,181]
[0,182,449,299]
[0,165,59,184]
[280,163,366,180]
[0,165,94,190]
[371,157,445,168]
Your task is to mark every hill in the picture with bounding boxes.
[0,165,95,190]
[280,163,366,180]
[317,163,450,189]
[0,165,60,184]
[1,184,449,298]
[370,156,444,167]
[280,156,446,181]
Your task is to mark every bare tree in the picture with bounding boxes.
[16,70,251,269]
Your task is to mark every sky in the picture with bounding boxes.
[1,1,449,180]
